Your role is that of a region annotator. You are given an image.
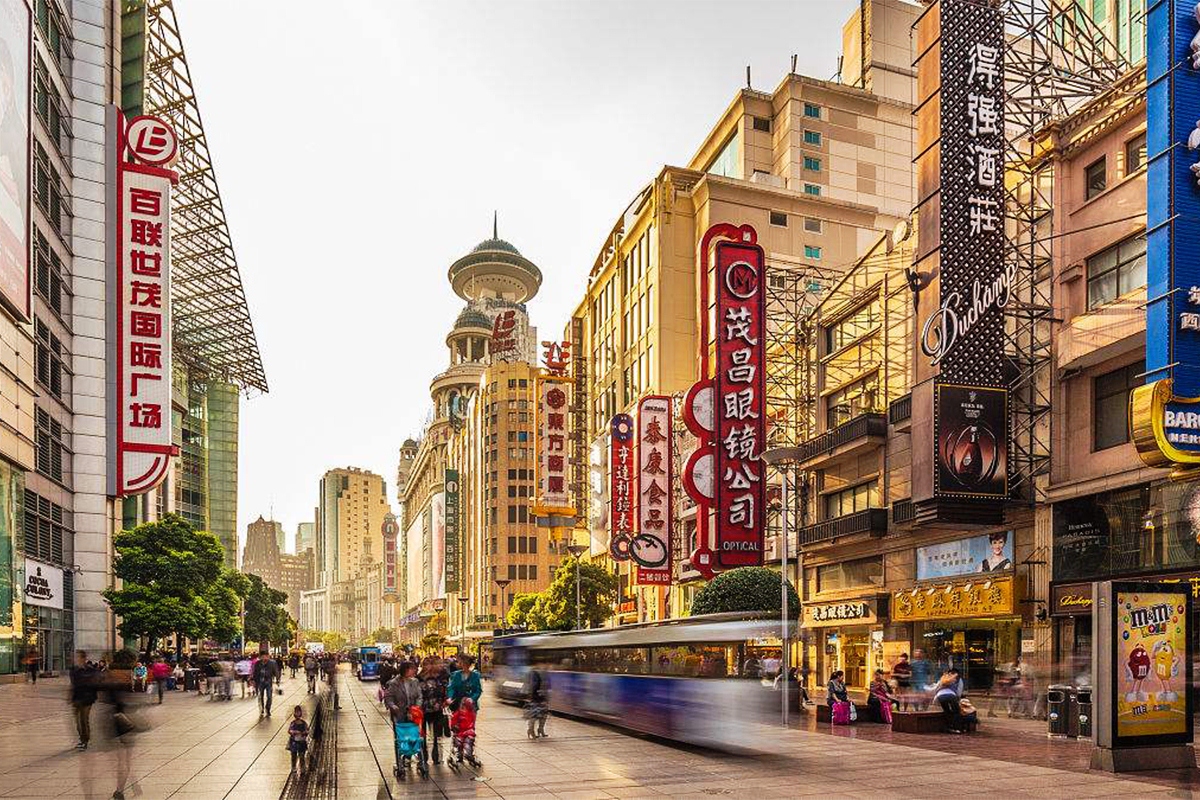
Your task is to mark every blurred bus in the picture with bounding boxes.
[491,613,788,750]
[358,646,381,680]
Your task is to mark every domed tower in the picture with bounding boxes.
[448,215,542,305]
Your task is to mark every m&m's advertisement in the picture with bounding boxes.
[1116,591,1188,738]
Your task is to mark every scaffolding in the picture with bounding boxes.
[123,0,268,394]
[1000,0,1129,502]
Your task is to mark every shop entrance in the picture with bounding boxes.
[914,617,1020,694]
[842,632,869,689]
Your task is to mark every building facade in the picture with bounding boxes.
[317,467,390,639]
[242,515,283,589]
[278,549,313,623]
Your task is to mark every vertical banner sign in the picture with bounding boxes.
[1134,1,1200,467]
[108,109,179,496]
[0,0,30,321]
[609,414,635,560]
[1111,583,1192,746]
[382,513,399,603]
[444,470,460,594]
[713,239,765,568]
[635,396,672,585]
[934,384,1008,499]
[536,375,572,510]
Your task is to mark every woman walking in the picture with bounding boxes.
[417,656,451,769]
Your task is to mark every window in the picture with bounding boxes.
[823,481,879,519]
[804,156,821,171]
[33,228,65,315]
[507,536,517,553]
[530,565,538,581]
[825,373,880,428]
[34,317,66,399]
[518,506,529,523]
[33,144,65,236]
[518,536,528,554]
[1087,233,1146,308]
[804,245,821,259]
[804,130,821,145]
[1085,157,1106,200]
[804,183,821,196]
[1094,360,1144,450]
[24,489,66,565]
[35,407,64,482]
[816,556,883,593]
[752,116,771,132]
[507,565,517,580]
[508,469,517,479]
[825,301,879,352]
[1125,132,1147,173]
[769,210,788,227]
[529,535,538,554]
[507,506,517,523]
[707,132,741,179]
[804,102,821,118]
[804,217,823,233]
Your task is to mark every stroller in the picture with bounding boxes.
[394,706,424,780]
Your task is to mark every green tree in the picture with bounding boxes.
[368,626,394,644]
[506,592,539,628]
[689,566,799,618]
[243,573,290,648]
[319,630,347,652]
[102,514,225,656]
[525,556,617,631]
[205,568,249,644]
[420,632,447,654]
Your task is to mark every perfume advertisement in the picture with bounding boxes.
[1114,587,1190,741]
[934,383,1008,500]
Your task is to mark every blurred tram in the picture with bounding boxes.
[492,613,788,750]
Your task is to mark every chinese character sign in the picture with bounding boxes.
[444,470,460,594]
[537,376,572,511]
[382,514,399,602]
[491,310,517,359]
[609,413,635,561]
[635,396,672,585]
[713,240,765,568]
[109,109,177,496]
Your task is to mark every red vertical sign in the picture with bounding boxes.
[713,240,765,567]
[609,413,635,560]
[635,396,672,585]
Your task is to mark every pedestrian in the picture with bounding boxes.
[447,654,482,712]
[275,654,284,686]
[891,653,913,709]
[868,669,896,724]
[910,648,933,709]
[287,705,309,774]
[418,656,451,766]
[450,697,480,767]
[24,649,39,684]
[378,658,395,701]
[253,649,280,717]
[288,652,299,679]
[101,651,141,800]
[132,660,148,694]
[69,650,97,750]
[523,666,549,739]
[235,654,251,697]
[384,661,424,778]
[149,656,170,704]
[170,661,184,691]
[934,669,964,733]
[304,653,318,694]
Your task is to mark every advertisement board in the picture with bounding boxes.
[382,513,398,603]
[934,383,1008,500]
[22,557,62,610]
[635,395,672,585]
[431,492,445,599]
[892,575,1014,622]
[405,510,424,611]
[0,0,29,321]
[713,239,765,568]
[1111,583,1193,746]
[609,413,635,560]
[444,470,460,594]
[536,376,572,511]
[916,531,1013,580]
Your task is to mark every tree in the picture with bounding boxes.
[318,630,347,653]
[103,514,226,656]
[428,611,448,635]
[243,573,290,648]
[420,632,447,654]
[518,556,617,632]
[368,626,394,644]
[506,593,539,628]
[689,566,800,618]
[205,568,249,644]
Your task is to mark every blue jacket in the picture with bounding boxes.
[448,668,482,708]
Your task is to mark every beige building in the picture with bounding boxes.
[316,467,391,639]
[567,0,920,626]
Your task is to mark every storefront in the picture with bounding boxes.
[802,597,888,694]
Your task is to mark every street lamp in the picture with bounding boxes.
[763,445,801,729]
[494,579,511,631]
[457,596,469,655]
[566,543,589,630]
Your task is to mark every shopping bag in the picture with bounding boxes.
[849,702,858,722]
[831,701,851,725]
[880,701,893,725]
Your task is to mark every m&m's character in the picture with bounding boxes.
[1152,640,1181,703]
[1125,642,1151,703]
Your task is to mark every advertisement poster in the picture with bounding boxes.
[0,0,29,321]
[431,492,445,599]
[1115,588,1190,741]
[934,384,1008,500]
[916,531,1014,580]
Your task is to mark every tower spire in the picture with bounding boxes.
[493,210,498,239]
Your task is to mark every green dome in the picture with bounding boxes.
[472,237,521,255]
[454,307,492,329]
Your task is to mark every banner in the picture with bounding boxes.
[635,396,671,585]
[609,413,635,560]
[1114,587,1190,741]
[916,531,1013,580]
[0,0,29,320]
[382,513,398,603]
[536,376,572,511]
[713,239,765,568]
[444,470,460,594]
[23,557,63,610]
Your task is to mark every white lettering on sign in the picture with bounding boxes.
[920,261,1017,365]
[538,377,572,509]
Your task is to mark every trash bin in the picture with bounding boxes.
[1071,686,1092,739]
[1047,684,1069,737]
[184,668,200,691]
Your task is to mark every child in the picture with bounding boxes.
[287,705,309,773]
[450,697,480,767]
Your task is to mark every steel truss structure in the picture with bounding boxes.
[131,0,267,392]
[1000,0,1128,502]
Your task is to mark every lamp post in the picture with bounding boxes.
[566,543,589,630]
[494,579,512,631]
[763,445,801,729]
[457,596,469,656]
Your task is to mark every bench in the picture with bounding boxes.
[892,709,979,734]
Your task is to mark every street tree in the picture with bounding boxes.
[523,556,617,631]
[103,514,225,656]
[420,632,447,654]
[506,593,539,628]
[205,568,249,644]
[242,573,291,649]
[689,566,799,618]
[368,626,394,644]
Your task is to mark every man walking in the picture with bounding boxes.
[254,649,279,717]
[150,655,170,704]
[69,651,97,750]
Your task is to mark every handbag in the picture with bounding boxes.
[849,702,858,722]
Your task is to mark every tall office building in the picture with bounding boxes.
[317,468,390,587]
[242,516,283,588]
[295,520,315,556]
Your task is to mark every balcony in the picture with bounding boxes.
[797,508,889,547]
[891,498,915,525]
[888,394,912,426]
[794,412,887,469]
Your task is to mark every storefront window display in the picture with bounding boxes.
[912,618,1022,692]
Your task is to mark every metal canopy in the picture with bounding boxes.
[139,0,268,393]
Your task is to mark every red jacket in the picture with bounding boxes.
[151,662,171,681]
[450,706,476,738]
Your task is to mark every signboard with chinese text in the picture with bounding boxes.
[22,557,62,610]
[536,376,572,511]
[916,531,1013,580]
[107,108,178,496]
[444,470,460,594]
[382,514,399,603]
[635,395,672,585]
[0,0,30,321]
[892,575,1014,622]
[431,492,446,599]
[609,413,635,560]
[490,309,517,360]
[713,239,765,568]
[802,598,881,628]
[1112,584,1192,745]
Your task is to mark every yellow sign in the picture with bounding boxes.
[1116,590,1188,738]
[1130,378,1200,468]
[892,575,1015,622]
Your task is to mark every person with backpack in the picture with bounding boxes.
[253,650,280,717]
[303,653,319,694]
[417,656,451,767]
[524,667,549,739]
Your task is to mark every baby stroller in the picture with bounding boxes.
[394,706,424,780]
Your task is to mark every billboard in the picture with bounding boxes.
[609,413,635,560]
[713,238,765,568]
[0,0,29,321]
[635,395,672,585]
[405,510,424,611]
[536,375,572,511]
[23,557,62,610]
[444,470,460,594]
[382,513,398,603]
[934,384,1008,500]
[107,109,179,497]
[916,531,1013,581]
[1112,584,1192,745]
[431,492,445,599]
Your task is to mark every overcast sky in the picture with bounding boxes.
[171,0,858,553]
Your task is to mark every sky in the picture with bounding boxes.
[171,0,859,554]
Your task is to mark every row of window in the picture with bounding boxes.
[33,227,67,316]
[34,317,68,401]
[35,407,65,483]
[33,143,67,237]
[823,481,881,519]
[24,488,67,565]
[1084,132,1146,201]
[768,211,824,234]
[507,535,539,554]
[506,564,539,581]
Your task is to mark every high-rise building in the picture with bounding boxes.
[242,516,283,588]
[278,550,314,622]
[295,520,315,556]
[318,468,389,587]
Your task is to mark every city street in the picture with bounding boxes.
[3,668,1200,798]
